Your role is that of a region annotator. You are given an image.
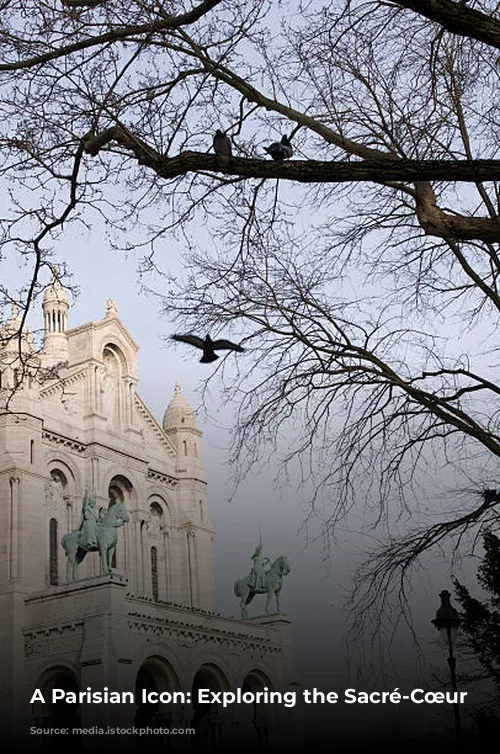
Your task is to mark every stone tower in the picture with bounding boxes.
[41,267,69,366]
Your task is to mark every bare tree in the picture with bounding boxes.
[0,1,499,607]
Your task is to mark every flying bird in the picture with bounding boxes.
[213,130,232,165]
[264,134,293,161]
[170,333,245,363]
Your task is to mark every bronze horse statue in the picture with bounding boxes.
[234,555,290,620]
[61,501,129,582]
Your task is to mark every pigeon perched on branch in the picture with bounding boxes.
[213,130,232,165]
[264,135,293,161]
[170,333,245,363]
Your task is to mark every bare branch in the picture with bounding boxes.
[0,0,223,72]
[392,0,500,50]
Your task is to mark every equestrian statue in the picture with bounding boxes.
[234,541,290,620]
[61,489,129,582]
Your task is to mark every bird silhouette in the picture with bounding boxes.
[264,134,293,161]
[213,130,232,165]
[170,333,245,363]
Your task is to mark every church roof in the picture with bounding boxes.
[163,382,198,431]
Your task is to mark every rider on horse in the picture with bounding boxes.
[249,543,271,590]
[78,489,98,550]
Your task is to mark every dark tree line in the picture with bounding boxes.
[454,527,500,739]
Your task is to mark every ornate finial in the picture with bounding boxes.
[51,264,59,281]
[105,298,118,316]
[11,302,19,319]
[174,381,181,395]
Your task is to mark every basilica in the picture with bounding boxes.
[0,273,298,750]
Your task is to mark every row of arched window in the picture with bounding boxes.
[32,662,273,751]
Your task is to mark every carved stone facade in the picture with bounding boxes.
[0,281,298,751]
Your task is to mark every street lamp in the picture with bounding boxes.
[432,589,462,741]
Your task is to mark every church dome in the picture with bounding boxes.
[43,268,69,309]
[163,383,198,431]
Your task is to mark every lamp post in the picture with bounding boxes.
[431,589,462,742]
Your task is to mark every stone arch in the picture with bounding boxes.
[46,458,79,499]
[135,656,182,738]
[227,668,275,749]
[235,663,274,691]
[100,342,128,427]
[45,457,81,532]
[149,500,165,531]
[147,489,174,524]
[105,471,137,509]
[105,473,134,571]
[242,668,273,692]
[149,500,163,518]
[191,662,231,708]
[145,494,173,601]
[102,340,128,373]
[43,461,79,584]
[107,473,134,506]
[31,666,82,749]
[137,655,181,693]
[244,669,273,727]
[192,663,230,748]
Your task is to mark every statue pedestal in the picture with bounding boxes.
[245,612,283,621]
[21,576,136,749]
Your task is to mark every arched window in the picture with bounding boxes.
[49,518,58,585]
[183,440,187,456]
[108,475,134,570]
[151,546,158,601]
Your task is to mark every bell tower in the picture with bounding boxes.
[41,266,69,365]
[163,383,215,609]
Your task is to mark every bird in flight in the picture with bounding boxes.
[264,135,293,161]
[170,333,245,363]
[213,130,232,165]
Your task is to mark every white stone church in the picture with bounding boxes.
[0,274,298,750]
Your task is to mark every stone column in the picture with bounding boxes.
[8,475,20,580]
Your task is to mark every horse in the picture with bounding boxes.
[61,501,129,582]
[233,555,290,620]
